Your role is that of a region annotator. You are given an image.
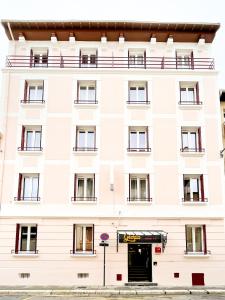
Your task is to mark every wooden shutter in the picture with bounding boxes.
[75,127,78,150]
[94,80,97,102]
[191,51,194,69]
[128,174,131,201]
[128,50,130,68]
[79,50,81,67]
[21,126,25,150]
[95,49,98,67]
[15,224,20,253]
[46,49,49,67]
[73,224,76,254]
[196,82,200,104]
[24,80,28,102]
[42,80,44,101]
[76,81,79,103]
[146,81,148,103]
[17,174,22,200]
[30,49,33,67]
[146,126,149,150]
[147,174,150,201]
[200,175,205,202]
[203,225,207,255]
[35,224,38,252]
[144,50,146,69]
[198,127,202,151]
[92,224,95,254]
[175,51,178,69]
[93,174,95,198]
[74,174,77,199]
[185,225,188,253]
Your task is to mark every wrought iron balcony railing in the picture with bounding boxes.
[11,249,39,254]
[127,197,152,202]
[74,99,98,104]
[21,99,45,104]
[182,197,208,203]
[127,147,151,152]
[14,196,41,201]
[6,56,215,70]
[18,146,43,151]
[180,147,205,153]
[73,146,97,152]
[71,196,97,202]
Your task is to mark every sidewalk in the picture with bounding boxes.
[0,286,225,296]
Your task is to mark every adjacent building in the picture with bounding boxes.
[0,20,225,286]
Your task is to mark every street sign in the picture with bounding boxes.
[100,233,109,241]
[99,242,109,246]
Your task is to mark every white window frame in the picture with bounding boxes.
[22,174,39,200]
[129,82,147,103]
[76,127,96,150]
[19,225,37,252]
[80,49,97,66]
[78,81,96,101]
[183,175,201,201]
[129,127,147,150]
[27,81,44,101]
[25,127,42,149]
[76,174,95,199]
[181,130,198,150]
[130,175,148,201]
[186,225,204,254]
[128,50,145,65]
[75,224,93,253]
[176,50,193,67]
[180,83,196,103]
[32,49,48,67]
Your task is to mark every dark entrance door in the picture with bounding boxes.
[128,244,152,282]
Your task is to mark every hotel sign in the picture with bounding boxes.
[118,233,162,244]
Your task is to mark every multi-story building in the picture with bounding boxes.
[0,20,225,287]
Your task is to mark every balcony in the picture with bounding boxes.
[11,249,39,255]
[6,56,215,70]
[74,99,98,104]
[182,197,208,203]
[21,99,45,104]
[127,197,152,202]
[18,146,43,151]
[127,147,151,152]
[14,196,41,201]
[71,197,97,202]
[180,147,205,153]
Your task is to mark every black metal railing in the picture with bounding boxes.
[74,99,98,104]
[127,197,152,202]
[127,147,151,152]
[71,196,97,202]
[179,101,203,105]
[70,249,96,255]
[14,197,41,201]
[180,147,205,153]
[18,147,43,151]
[184,250,211,255]
[11,249,39,254]
[182,197,208,202]
[73,146,97,152]
[127,100,150,104]
[21,99,45,104]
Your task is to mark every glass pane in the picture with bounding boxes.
[77,179,84,197]
[130,132,137,148]
[130,179,137,199]
[188,88,195,102]
[78,131,85,147]
[189,132,196,149]
[140,179,147,199]
[26,131,33,148]
[31,177,39,198]
[182,133,188,149]
[36,86,43,100]
[20,227,28,251]
[86,227,93,251]
[180,88,187,102]
[76,226,83,251]
[90,55,96,64]
[184,179,190,200]
[29,87,36,100]
[88,86,95,100]
[129,55,135,65]
[86,178,94,197]
[138,87,146,102]
[34,54,40,64]
[79,86,87,100]
[191,178,199,201]
[139,132,146,149]
[186,227,193,252]
[30,227,37,251]
[184,56,190,66]
[87,131,95,148]
[82,55,88,64]
[129,87,136,102]
[137,55,144,64]
[34,132,41,148]
[23,177,32,198]
[195,227,202,252]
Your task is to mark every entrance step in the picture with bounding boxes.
[128,266,150,282]
[125,282,158,286]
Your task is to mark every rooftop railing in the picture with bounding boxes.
[6,56,215,70]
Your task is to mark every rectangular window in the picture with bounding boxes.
[128,50,146,68]
[31,48,48,67]
[15,224,38,254]
[179,82,200,104]
[181,127,203,152]
[183,175,205,202]
[23,80,44,103]
[73,224,94,253]
[73,174,95,202]
[128,174,151,202]
[128,127,150,151]
[128,82,148,103]
[16,174,40,201]
[185,225,207,254]
[176,50,193,69]
[74,127,96,151]
[19,126,42,151]
[80,49,97,67]
[76,81,96,103]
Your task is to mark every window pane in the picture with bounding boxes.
[23,177,32,198]
[138,87,146,102]
[86,227,93,251]
[180,88,187,102]
[82,55,88,64]
[140,179,147,199]
[129,87,136,102]
[129,55,135,65]
[184,179,190,200]
[36,86,43,100]
[191,178,199,201]
[78,131,85,147]
[26,131,33,148]
[29,87,36,100]
[34,131,41,148]
[137,55,144,65]
[189,132,196,149]
[182,132,188,149]
[77,179,84,197]
[130,179,137,199]
[86,178,94,197]
[20,226,28,251]
[130,132,137,148]
[30,227,37,251]
[31,177,39,198]
[188,88,195,102]
[87,131,95,148]
[79,86,87,100]
[139,132,146,149]
[76,226,83,251]
[195,227,202,252]
[88,86,95,100]
[186,226,193,252]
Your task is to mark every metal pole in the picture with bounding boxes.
[103,244,105,286]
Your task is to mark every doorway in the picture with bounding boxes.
[128,244,152,282]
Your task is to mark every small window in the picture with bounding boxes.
[74,127,96,151]
[23,80,44,103]
[128,49,146,67]
[185,225,207,255]
[31,48,48,67]
[128,127,150,152]
[73,224,94,253]
[16,173,40,201]
[76,81,96,104]
[80,49,97,67]
[183,174,206,203]
[14,224,38,254]
[72,174,96,202]
[19,126,42,151]
[128,174,151,202]
[128,82,148,104]
[179,82,200,105]
[176,50,193,69]
[181,127,203,152]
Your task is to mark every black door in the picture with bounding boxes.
[128,244,152,282]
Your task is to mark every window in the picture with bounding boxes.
[23,80,44,103]
[128,127,150,152]
[181,127,203,152]
[128,49,146,67]
[72,224,94,254]
[128,82,148,104]
[31,48,48,67]
[72,174,96,202]
[76,81,96,104]
[19,126,42,151]
[176,50,193,69]
[80,49,97,67]
[183,175,206,202]
[74,127,96,151]
[179,82,200,105]
[185,225,207,254]
[16,174,40,201]
[14,224,38,254]
[128,174,151,202]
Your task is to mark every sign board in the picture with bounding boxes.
[100,233,109,241]
[99,241,109,247]
[118,233,162,244]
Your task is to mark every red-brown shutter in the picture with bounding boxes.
[94,80,97,102]
[146,81,148,103]
[15,224,20,253]
[196,82,200,104]
[93,174,95,199]
[175,51,178,69]
[30,49,33,67]
[128,174,131,201]
[21,126,25,150]
[203,224,207,254]
[79,50,81,67]
[76,81,79,103]
[191,51,194,69]
[128,50,130,68]
[147,174,150,201]
[96,49,98,67]
[200,175,205,202]
[185,225,188,253]
[92,224,95,254]
[74,174,77,199]
[24,81,28,102]
[42,80,44,101]
[198,127,202,151]
[17,174,22,200]
[35,224,38,252]
[144,50,146,69]
[73,224,76,254]
[146,126,149,150]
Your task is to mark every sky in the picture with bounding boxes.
[0,0,225,88]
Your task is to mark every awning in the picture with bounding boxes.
[117,230,168,252]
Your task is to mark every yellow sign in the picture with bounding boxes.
[123,234,141,243]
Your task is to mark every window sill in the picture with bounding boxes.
[71,200,97,204]
[21,102,45,107]
[18,150,43,155]
[126,103,150,108]
[14,200,41,204]
[73,151,98,156]
[12,253,39,257]
[182,201,208,205]
[180,151,205,157]
[179,104,202,110]
[127,150,151,155]
[184,253,211,258]
[74,103,98,108]
[70,253,97,257]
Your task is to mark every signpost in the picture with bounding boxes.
[99,233,109,286]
